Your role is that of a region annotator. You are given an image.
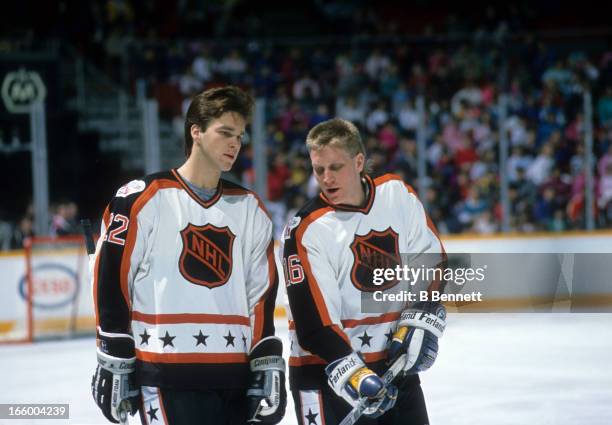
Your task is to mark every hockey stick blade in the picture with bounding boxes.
[338,354,407,425]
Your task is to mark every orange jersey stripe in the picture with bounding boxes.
[318,391,327,425]
[252,241,276,347]
[289,351,387,367]
[295,206,353,347]
[136,350,248,364]
[157,388,170,425]
[374,173,402,186]
[295,207,335,326]
[132,311,250,326]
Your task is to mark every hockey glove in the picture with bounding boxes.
[326,352,398,418]
[387,301,447,374]
[247,336,287,424]
[91,330,140,424]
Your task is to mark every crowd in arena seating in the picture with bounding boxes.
[131,37,612,237]
[2,2,612,248]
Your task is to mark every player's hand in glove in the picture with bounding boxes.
[247,336,287,424]
[326,352,398,418]
[387,301,447,374]
[91,329,140,424]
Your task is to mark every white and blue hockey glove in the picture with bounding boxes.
[247,336,287,424]
[91,329,140,424]
[387,301,447,374]
[326,352,398,418]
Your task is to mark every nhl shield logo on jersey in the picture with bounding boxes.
[349,227,401,292]
[179,223,235,288]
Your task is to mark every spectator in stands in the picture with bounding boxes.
[442,117,464,152]
[549,209,567,232]
[451,80,483,117]
[178,66,202,96]
[457,187,488,230]
[253,65,278,98]
[454,136,479,170]
[310,103,332,127]
[10,215,34,249]
[336,96,366,126]
[508,146,533,182]
[391,137,417,180]
[398,99,419,133]
[191,45,214,83]
[217,49,248,83]
[50,202,79,237]
[542,59,573,94]
[526,143,554,185]
[365,101,389,133]
[379,64,400,99]
[598,144,612,218]
[534,187,557,229]
[266,153,291,240]
[377,122,399,156]
[364,47,391,80]
[293,72,320,100]
[472,210,497,234]
[597,85,612,127]
[514,167,538,207]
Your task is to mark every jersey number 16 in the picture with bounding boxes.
[283,254,305,286]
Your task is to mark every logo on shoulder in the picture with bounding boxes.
[282,216,301,240]
[115,180,146,198]
[288,216,301,230]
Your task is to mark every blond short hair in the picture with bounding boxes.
[306,118,366,157]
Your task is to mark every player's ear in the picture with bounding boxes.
[355,153,365,173]
[190,124,201,145]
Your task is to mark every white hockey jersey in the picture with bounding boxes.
[282,174,445,389]
[92,170,278,389]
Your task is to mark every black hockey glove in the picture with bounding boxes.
[387,301,447,374]
[91,330,140,424]
[247,336,287,424]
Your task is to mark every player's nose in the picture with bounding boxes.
[322,170,334,185]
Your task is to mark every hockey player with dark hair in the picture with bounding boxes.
[282,118,447,425]
[91,86,286,425]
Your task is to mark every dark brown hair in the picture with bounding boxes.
[184,86,254,157]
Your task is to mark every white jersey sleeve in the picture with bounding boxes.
[244,198,279,346]
[283,203,354,363]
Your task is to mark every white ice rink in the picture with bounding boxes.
[1,314,611,425]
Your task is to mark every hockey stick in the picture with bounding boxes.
[338,353,407,425]
[82,219,131,425]
[81,219,96,256]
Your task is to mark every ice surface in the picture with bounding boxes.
[1,314,611,424]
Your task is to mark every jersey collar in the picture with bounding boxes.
[172,168,223,208]
[319,174,375,214]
